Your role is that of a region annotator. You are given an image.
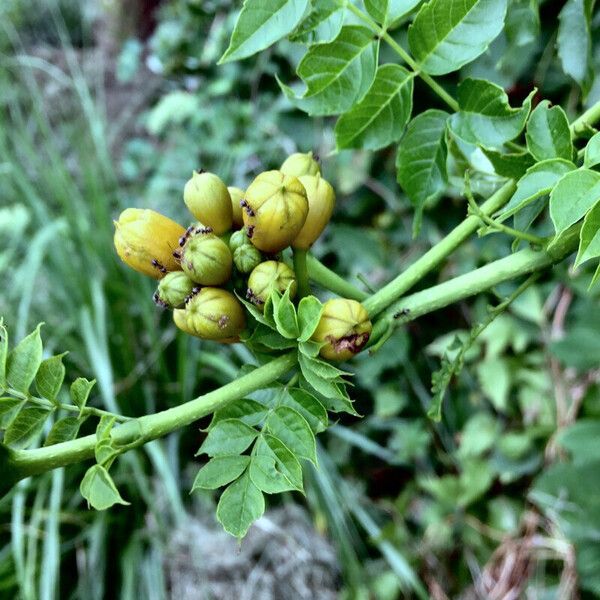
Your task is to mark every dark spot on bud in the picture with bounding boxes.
[173,250,182,260]
[328,332,370,355]
[246,225,255,239]
[240,199,254,217]
[151,259,167,274]
[218,315,230,329]
[246,288,264,306]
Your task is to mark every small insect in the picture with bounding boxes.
[152,291,168,309]
[151,259,167,274]
[179,225,196,248]
[172,250,182,260]
[184,286,202,305]
[240,199,255,217]
[393,308,411,319]
[246,225,255,239]
[194,225,213,235]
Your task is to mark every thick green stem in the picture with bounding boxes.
[306,255,369,301]
[292,248,311,299]
[369,226,580,344]
[363,181,516,317]
[8,352,297,483]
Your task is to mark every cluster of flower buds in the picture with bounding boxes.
[113,151,372,360]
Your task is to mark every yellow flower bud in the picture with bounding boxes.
[280,151,321,177]
[228,186,245,229]
[183,171,233,235]
[173,288,245,343]
[181,234,232,286]
[311,298,372,361]
[154,272,196,309]
[242,170,308,253]
[247,261,296,307]
[113,208,185,279]
[292,174,335,249]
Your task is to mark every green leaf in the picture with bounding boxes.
[0,397,24,421]
[298,340,322,357]
[365,0,422,24]
[217,471,265,538]
[297,296,323,342]
[584,132,600,169]
[192,455,250,491]
[557,0,594,95]
[273,285,299,339]
[299,353,349,380]
[289,0,344,44]
[448,79,533,148]
[557,420,600,465]
[504,0,539,49]
[298,371,358,415]
[549,169,600,237]
[335,64,414,150]
[497,159,576,221]
[4,407,52,448]
[280,388,328,433]
[80,465,130,510]
[280,26,378,116]
[481,149,535,179]
[396,109,449,225]
[575,202,600,268]
[237,293,277,330]
[250,434,303,492]
[265,406,317,464]
[408,0,508,75]
[211,398,269,427]
[525,100,573,162]
[219,0,310,63]
[0,320,7,393]
[44,416,83,446]
[70,378,95,415]
[95,438,119,467]
[35,353,67,404]
[197,419,258,457]
[6,323,43,394]
[246,325,297,351]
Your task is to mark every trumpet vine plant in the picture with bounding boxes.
[3,0,600,538]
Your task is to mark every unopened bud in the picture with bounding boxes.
[311,298,372,361]
[280,151,321,178]
[113,208,185,279]
[292,174,335,249]
[247,261,296,307]
[233,244,262,274]
[228,186,245,229]
[173,288,245,342]
[181,234,232,286]
[154,272,196,309]
[183,171,233,235]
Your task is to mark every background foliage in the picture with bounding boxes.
[1,0,600,598]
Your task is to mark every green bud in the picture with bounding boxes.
[154,272,196,309]
[229,229,248,253]
[228,186,245,229]
[247,261,296,307]
[183,171,233,235]
[173,288,245,343]
[280,151,321,177]
[242,170,308,253]
[233,244,262,274]
[181,234,232,286]
[292,174,335,249]
[311,298,372,361]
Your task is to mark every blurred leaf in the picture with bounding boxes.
[481,148,535,179]
[6,323,43,394]
[550,325,600,370]
[217,471,265,538]
[504,0,539,48]
[408,0,508,75]
[297,296,323,342]
[365,0,422,23]
[575,201,600,268]
[220,0,310,63]
[549,169,600,237]
[35,353,67,404]
[449,78,533,148]
[584,132,600,168]
[265,406,317,464]
[146,91,201,136]
[557,0,594,96]
[289,0,344,44]
[525,100,573,162]
[557,421,600,464]
[335,64,414,150]
[458,413,501,458]
[191,455,250,491]
[497,158,575,221]
[70,377,95,416]
[197,419,258,457]
[396,109,448,227]
[80,465,129,510]
[44,416,83,446]
[476,357,511,412]
[280,388,328,433]
[279,26,378,116]
[4,407,51,448]
[211,398,269,427]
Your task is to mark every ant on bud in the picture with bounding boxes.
[240,199,255,217]
[151,259,167,274]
